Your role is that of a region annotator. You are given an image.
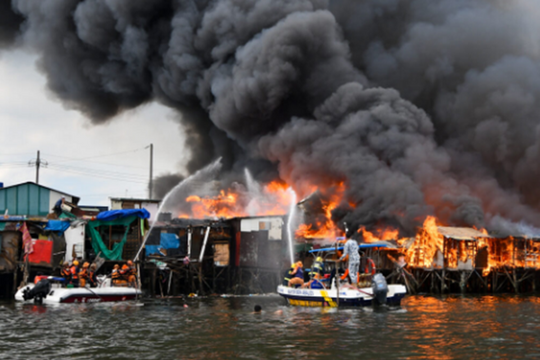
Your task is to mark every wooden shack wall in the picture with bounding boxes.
[228,217,286,271]
[0,231,19,273]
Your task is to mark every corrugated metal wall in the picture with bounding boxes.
[0,183,51,216]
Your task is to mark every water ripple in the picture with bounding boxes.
[0,294,539,359]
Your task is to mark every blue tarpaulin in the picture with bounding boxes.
[145,245,162,256]
[161,233,179,249]
[44,220,71,235]
[96,209,150,222]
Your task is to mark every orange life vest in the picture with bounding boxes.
[111,269,120,280]
[79,268,88,280]
[70,266,79,280]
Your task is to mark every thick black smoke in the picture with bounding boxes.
[5,0,540,234]
[0,0,23,48]
[331,0,540,227]
[153,173,185,200]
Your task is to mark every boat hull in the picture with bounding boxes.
[15,284,141,304]
[277,284,406,308]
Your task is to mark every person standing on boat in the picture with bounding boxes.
[338,238,360,289]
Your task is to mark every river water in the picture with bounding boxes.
[1,294,539,359]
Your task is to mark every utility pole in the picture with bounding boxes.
[148,144,153,199]
[36,150,40,184]
[28,150,47,184]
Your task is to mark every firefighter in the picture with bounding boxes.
[303,257,325,288]
[79,262,90,287]
[70,260,80,287]
[310,257,325,280]
[283,263,297,286]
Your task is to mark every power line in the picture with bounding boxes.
[47,164,148,181]
[44,147,147,164]
[0,164,31,169]
[45,166,149,184]
[44,151,171,173]
[47,163,148,180]
[0,152,36,157]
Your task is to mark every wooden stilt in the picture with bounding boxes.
[151,267,157,297]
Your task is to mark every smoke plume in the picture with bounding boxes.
[5,0,540,234]
[0,0,23,48]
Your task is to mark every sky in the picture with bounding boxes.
[0,49,188,206]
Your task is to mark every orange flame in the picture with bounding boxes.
[358,226,400,243]
[177,181,291,219]
[294,182,346,240]
[400,216,444,268]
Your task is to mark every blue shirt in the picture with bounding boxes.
[294,267,304,279]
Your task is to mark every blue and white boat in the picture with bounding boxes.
[277,243,407,308]
[277,278,406,308]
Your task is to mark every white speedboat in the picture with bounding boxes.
[15,277,141,304]
[277,274,406,308]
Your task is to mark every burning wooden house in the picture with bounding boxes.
[390,217,540,294]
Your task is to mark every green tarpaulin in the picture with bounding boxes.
[87,215,138,261]
[59,211,77,219]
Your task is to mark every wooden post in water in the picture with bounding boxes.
[513,269,518,293]
[459,271,467,293]
[151,267,157,297]
[441,269,446,293]
[335,241,339,307]
[198,263,203,295]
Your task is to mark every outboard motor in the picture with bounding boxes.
[371,273,388,305]
[22,280,51,304]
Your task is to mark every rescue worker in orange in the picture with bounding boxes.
[111,264,121,286]
[60,262,71,285]
[126,260,137,288]
[70,260,80,287]
[79,262,90,287]
[88,264,98,288]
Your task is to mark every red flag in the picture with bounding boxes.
[19,222,34,256]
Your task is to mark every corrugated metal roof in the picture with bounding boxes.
[0,181,80,204]
[437,226,490,240]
